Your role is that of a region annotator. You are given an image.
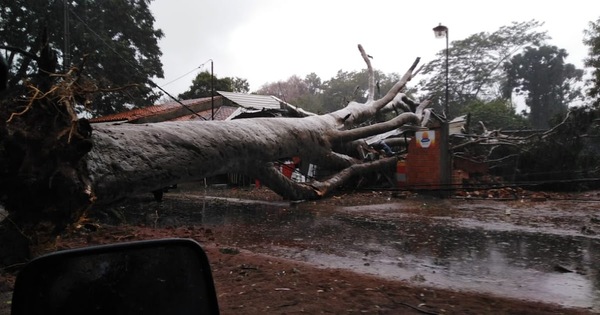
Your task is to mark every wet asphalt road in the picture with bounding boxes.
[109,188,600,311]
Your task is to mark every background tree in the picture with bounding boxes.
[460,99,529,132]
[304,72,323,95]
[178,71,249,99]
[231,77,250,94]
[418,20,548,118]
[583,16,600,106]
[320,69,400,113]
[293,73,325,113]
[503,45,583,129]
[256,75,310,101]
[256,73,324,113]
[0,0,165,116]
[256,70,404,115]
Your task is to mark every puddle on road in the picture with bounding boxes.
[148,196,600,311]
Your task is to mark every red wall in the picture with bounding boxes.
[404,130,441,189]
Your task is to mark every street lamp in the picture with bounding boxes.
[433,23,451,194]
[433,23,449,117]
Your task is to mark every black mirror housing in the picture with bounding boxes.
[11,238,220,315]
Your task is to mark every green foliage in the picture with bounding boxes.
[258,69,403,114]
[178,71,249,99]
[0,0,165,116]
[461,99,529,132]
[256,73,325,113]
[583,16,600,106]
[256,75,310,101]
[231,77,250,94]
[295,73,325,113]
[503,45,583,129]
[292,93,325,114]
[304,72,322,95]
[255,70,402,114]
[320,69,399,112]
[419,20,549,118]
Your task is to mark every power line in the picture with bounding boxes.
[161,59,212,87]
[161,67,200,87]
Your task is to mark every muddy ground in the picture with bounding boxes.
[2,183,600,314]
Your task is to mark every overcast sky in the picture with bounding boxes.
[149,0,600,96]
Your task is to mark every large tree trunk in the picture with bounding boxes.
[0,45,428,264]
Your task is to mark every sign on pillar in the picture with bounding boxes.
[416,130,436,149]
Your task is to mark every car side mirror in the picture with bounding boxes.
[11,238,220,315]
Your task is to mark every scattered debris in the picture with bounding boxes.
[410,274,426,282]
[530,194,548,202]
[554,265,574,273]
[581,226,597,235]
[219,247,240,255]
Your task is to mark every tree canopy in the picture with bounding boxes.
[255,74,311,102]
[320,69,400,113]
[0,0,164,116]
[503,45,583,129]
[255,73,324,113]
[256,70,401,114]
[584,16,600,106]
[418,20,549,118]
[177,71,249,99]
[460,99,528,132]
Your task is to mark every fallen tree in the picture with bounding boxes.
[452,109,600,189]
[0,44,430,264]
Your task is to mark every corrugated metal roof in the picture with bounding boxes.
[217,91,282,110]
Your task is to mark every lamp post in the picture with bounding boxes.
[433,23,451,194]
[433,23,449,117]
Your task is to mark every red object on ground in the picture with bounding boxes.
[281,162,294,178]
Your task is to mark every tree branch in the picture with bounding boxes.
[333,55,422,127]
[310,157,398,196]
[358,44,375,102]
[249,162,319,200]
[328,112,421,143]
[0,45,39,61]
[371,57,422,110]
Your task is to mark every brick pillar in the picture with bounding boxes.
[405,129,442,189]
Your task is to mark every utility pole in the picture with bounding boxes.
[211,60,214,120]
[63,0,70,70]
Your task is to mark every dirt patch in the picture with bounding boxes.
[1,184,599,315]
